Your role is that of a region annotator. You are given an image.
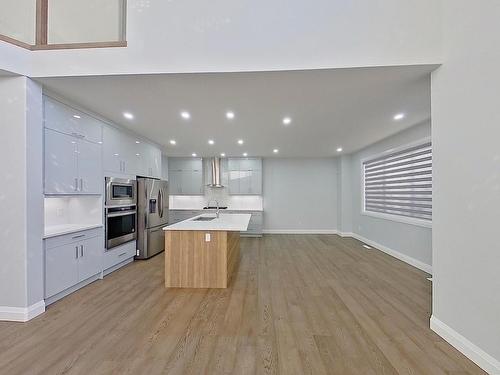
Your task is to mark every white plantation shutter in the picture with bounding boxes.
[363,141,432,222]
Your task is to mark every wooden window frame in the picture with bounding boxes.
[0,0,127,51]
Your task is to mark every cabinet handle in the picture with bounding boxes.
[80,178,83,191]
[118,252,127,257]
[80,245,84,257]
[72,234,85,239]
[75,246,79,259]
[75,178,78,191]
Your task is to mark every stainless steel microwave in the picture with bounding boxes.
[105,177,137,207]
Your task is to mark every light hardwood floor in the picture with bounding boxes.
[0,235,485,374]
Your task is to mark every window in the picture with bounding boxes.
[362,140,432,225]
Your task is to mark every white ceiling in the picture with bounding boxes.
[37,65,435,157]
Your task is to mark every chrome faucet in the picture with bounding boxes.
[207,199,220,218]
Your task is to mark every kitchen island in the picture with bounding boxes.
[163,213,251,288]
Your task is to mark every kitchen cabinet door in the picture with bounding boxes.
[239,170,252,194]
[191,169,204,194]
[169,170,182,194]
[44,97,79,137]
[76,113,103,144]
[45,242,79,298]
[78,236,103,282]
[102,126,123,174]
[44,129,78,194]
[228,170,240,194]
[181,171,194,194]
[77,139,103,194]
[250,170,262,194]
[151,147,162,178]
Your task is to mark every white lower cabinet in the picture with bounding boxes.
[103,241,137,271]
[45,228,104,299]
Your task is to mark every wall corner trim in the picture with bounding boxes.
[343,232,432,274]
[0,300,45,322]
[430,315,500,374]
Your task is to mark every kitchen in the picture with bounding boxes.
[43,95,262,304]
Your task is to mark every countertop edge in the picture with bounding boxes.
[44,224,104,239]
[163,214,251,232]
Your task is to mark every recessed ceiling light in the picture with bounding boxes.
[393,113,405,121]
[283,117,292,125]
[243,152,248,157]
[237,139,244,145]
[114,153,119,156]
[73,115,81,119]
[169,140,176,145]
[208,139,215,145]
[180,111,191,120]
[226,111,235,119]
[220,153,226,157]
[273,149,279,153]
[135,141,140,144]
[123,112,134,120]
[98,141,103,144]
[136,153,140,156]
[336,147,343,152]
[192,153,197,157]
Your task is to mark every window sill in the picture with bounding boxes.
[361,210,432,228]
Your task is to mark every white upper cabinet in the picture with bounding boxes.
[77,139,103,194]
[227,158,262,195]
[168,158,204,195]
[102,126,162,178]
[44,96,102,144]
[45,129,79,194]
[45,128,103,195]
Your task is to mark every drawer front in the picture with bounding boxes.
[103,241,137,270]
[45,227,103,249]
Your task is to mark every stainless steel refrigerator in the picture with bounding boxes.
[136,177,169,259]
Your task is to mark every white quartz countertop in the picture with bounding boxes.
[163,214,251,232]
[44,224,103,239]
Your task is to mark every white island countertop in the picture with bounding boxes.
[163,214,251,232]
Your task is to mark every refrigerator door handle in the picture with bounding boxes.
[159,189,163,218]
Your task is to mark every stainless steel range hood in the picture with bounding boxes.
[208,157,224,188]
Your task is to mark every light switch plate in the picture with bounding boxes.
[205,233,211,242]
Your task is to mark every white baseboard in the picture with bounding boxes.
[430,316,500,374]
[263,229,338,235]
[346,232,432,274]
[0,300,45,322]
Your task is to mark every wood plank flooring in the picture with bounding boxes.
[0,235,485,374]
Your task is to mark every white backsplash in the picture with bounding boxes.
[45,196,103,227]
[169,186,263,211]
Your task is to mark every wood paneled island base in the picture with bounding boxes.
[165,230,240,288]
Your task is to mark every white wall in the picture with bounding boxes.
[346,121,432,269]
[0,76,44,314]
[431,1,500,372]
[44,196,103,227]
[2,0,442,78]
[263,158,338,233]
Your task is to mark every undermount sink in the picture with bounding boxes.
[192,216,216,222]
